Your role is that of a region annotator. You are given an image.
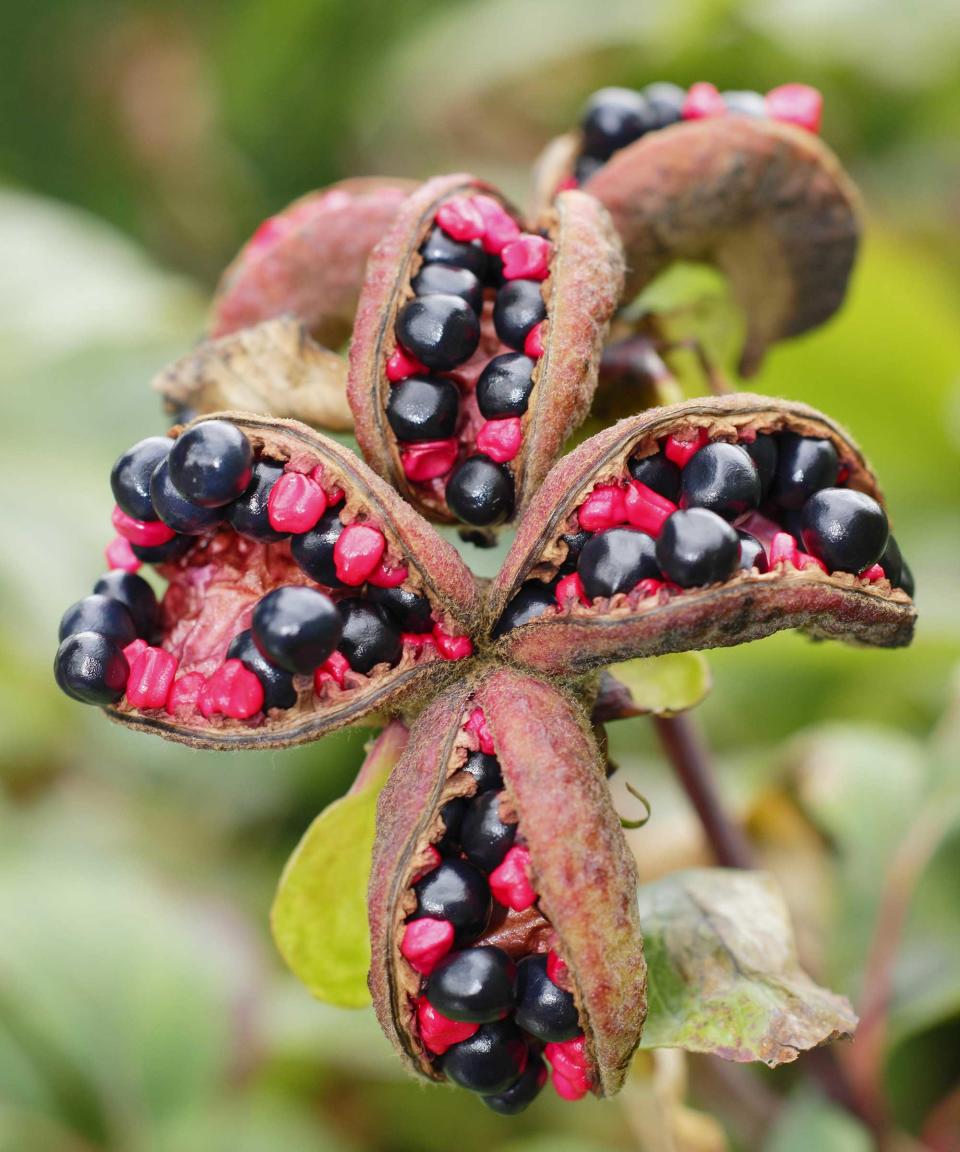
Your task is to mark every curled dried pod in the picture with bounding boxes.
[534,99,859,375]
[210,178,416,348]
[368,668,645,1110]
[348,174,624,529]
[488,394,915,675]
[55,413,481,749]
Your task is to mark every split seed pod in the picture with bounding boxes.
[368,668,645,1105]
[534,118,860,375]
[489,394,915,675]
[348,174,624,529]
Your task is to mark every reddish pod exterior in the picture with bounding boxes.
[368,669,646,1105]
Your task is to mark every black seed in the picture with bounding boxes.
[482,1054,547,1115]
[291,509,344,588]
[168,419,253,508]
[476,353,536,419]
[628,452,682,502]
[251,586,342,674]
[54,631,128,706]
[770,434,840,510]
[227,459,289,542]
[110,436,171,521]
[880,535,913,595]
[492,580,556,637]
[656,508,740,587]
[227,629,297,711]
[722,90,768,117]
[386,375,461,442]
[365,584,434,634]
[441,1020,528,1095]
[437,797,468,855]
[412,263,483,314]
[420,225,487,278]
[460,791,517,872]
[130,534,192,564]
[446,455,514,527]
[93,571,160,639]
[337,598,402,674]
[899,559,915,599]
[426,947,517,1023]
[737,531,768,573]
[573,155,604,185]
[644,81,686,129]
[413,858,491,945]
[514,954,581,1043]
[463,752,503,793]
[578,528,660,599]
[743,434,778,499]
[395,294,480,372]
[150,458,224,535]
[59,594,137,647]
[560,530,591,572]
[681,442,760,521]
[580,87,654,161]
[493,281,545,351]
[800,488,889,574]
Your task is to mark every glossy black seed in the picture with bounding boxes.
[386,375,460,442]
[426,947,517,1023]
[227,460,288,542]
[460,791,517,872]
[493,281,546,351]
[628,452,682,502]
[441,1020,528,1095]
[492,580,555,638]
[737,531,768,573]
[54,631,128,706]
[476,354,535,419]
[463,752,503,793]
[743,434,778,499]
[167,420,253,508]
[880,535,914,594]
[130,534,192,564]
[413,859,491,945]
[514,954,581,1043]
[93,571,160,639]
[446,455,514,527]
[420,225,487,278]
[560,530,591,573]
[150,459,224,535]
[656,509,740,588]
[578,528,660,600]
[644,81,686,129]
[483,1054,547,1115]
[437,797,468,855]
[227,629,297,711]
[573,155,604,185]
[290,509,344,588]
[899,559,915,599]
[337,599,402,674]
[110,436,171,521]
[722,90,768,117]
[252,586,342,675]
[800,488,889,574]
[366,584,434,634]
[581,87,653,161]
[412,263,483,314]
[681,442,760,521]
[770,434,840,510]
[395,294,480,372]
[59,594,137,647]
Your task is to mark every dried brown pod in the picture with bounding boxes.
[533,119,861,375]
[347,174,623,529]
[488,394,915,675]
[96,413,481,749]
[368,668,645,1106]
[210,178,415,349]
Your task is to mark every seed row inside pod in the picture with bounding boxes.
[55,417,476,744]
[398,705,595,1113]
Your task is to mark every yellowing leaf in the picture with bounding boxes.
[608,653,712,717]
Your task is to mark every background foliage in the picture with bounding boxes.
[1,2,958,1149]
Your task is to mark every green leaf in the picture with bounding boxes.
[764,1088,873,1152]
[271,725,406,1008]
[607,653,712,716]
[638,869,857,1065]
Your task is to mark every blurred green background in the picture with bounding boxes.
[1,2,959,1150]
